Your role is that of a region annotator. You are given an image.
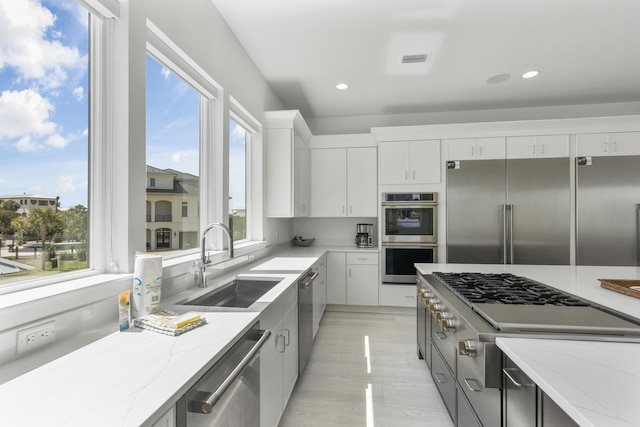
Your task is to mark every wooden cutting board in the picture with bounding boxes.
[599,279,640,299]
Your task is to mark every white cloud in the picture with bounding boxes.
[0,89,57,140]
[46,133,68,148]
[15,135,41,152]
[161,67,171,79]
[231,123,247,141]
[73,86,84,101]
[171,150,197,164]
[57,175,76,193]
[0,0,85,90]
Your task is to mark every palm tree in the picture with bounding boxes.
[28,208,63,270]
[10,217,28,260]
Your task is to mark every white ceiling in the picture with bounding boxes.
[211,0,640,120]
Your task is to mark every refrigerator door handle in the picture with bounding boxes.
[508,204,514,264]
[502,204,508,264]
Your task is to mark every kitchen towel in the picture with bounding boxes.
[132,253,163,317]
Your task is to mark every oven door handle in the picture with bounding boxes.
[193,329,271,414]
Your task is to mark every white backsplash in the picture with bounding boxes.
[293,217,378,247]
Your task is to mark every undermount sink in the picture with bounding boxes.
[179,277,282,308]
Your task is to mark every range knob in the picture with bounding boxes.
[458,339,477,357]
[441,316,457,332]
[430,303,444,315]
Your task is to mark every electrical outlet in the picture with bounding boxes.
[17,320,56,355]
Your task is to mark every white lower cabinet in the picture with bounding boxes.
[327,251,379,306]
[327,252,347,304]
[346,252,379,306]
[260,285,298,427]
[311,254,327,338]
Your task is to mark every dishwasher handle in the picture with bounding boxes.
[195,329,271,414]
[299,271,319,289]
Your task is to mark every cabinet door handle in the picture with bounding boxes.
[612,141,617,152]
[412,170,416,180]
[532,144,536,155]
[464,378,483,392]
[540,144,544,155]
[471,146,475,157]
[348,268,351,278]
[478,146,483,156]
[349,206,353,214]
[603,141,608,152]
[342,205,345,214]
[404,170,408,181]
[284,328,290,347]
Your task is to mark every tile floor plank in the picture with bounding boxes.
[278,310,454,427]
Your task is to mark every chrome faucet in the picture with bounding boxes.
[198,222,234,287]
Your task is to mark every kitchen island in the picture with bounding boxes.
[416,263,640,427]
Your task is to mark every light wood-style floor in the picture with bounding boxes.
[279,310,454,427]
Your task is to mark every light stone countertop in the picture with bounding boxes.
[496,337,640,427]
[417,263,640,427]
[0,265,308,426]
[0,244,374,426]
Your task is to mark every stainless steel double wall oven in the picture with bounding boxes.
[382,193,437,284]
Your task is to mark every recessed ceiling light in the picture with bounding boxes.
[486,73,511,84]
[336,83,349,90]
[522,70,541,79]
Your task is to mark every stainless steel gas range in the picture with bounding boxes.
[416,272,640,427]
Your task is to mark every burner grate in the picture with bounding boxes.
[432,272,589,307]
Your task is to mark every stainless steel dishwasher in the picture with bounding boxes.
[298,268,318,374]
[176,323,270,427]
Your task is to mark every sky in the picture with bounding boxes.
[0,0,89,208]
[1,0,247,211]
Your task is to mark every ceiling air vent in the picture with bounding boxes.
[402,53,429,64]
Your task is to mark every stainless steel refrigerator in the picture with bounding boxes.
[576,155,640,266]
[446,158,571,264]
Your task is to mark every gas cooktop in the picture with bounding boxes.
[432,272,589,307]
[429,272,640,334]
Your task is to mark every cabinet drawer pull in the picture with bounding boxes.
[434,372,447,384]
[464,378,483,392]
[284,328,291,347]
[503,368,534,387]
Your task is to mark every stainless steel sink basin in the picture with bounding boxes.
[180,277,282,308]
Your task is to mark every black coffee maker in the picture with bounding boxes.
[355,223,374,248]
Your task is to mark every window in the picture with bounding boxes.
[0,1,90,286]
[145,55,200,254]
[229,118,248,241]
[182,202,188,218]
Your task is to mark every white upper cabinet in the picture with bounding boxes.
[310,148,347,217]
[576,132,640,156]
[347,147,378,216]
[446,137,505,160]
[310,146,377,217]
[379,139,440,184]
[265,111,312,217]
[507,135,570,159]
